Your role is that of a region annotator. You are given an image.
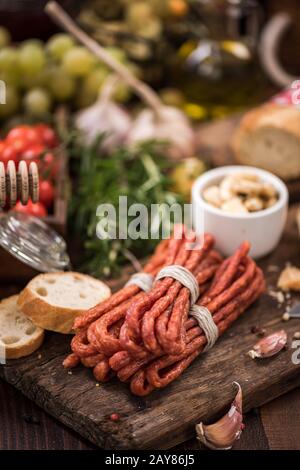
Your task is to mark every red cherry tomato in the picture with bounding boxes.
[13,201,28,214]
[0,141,5,157]
[6,125,31,142]
[1,144,18,165]
[39,180,55,208]
[40,152,58,179]
[7,125,42,146]
[14,200,47,217]
[9,137,30,154]
[22,144,45,165]
[34,124,58,148]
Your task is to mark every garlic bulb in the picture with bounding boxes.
[127,106,196,160]
[75,77,132,151]
[196,382,243,450]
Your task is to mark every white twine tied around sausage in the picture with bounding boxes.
[155,265,219,351]
[125,272,154,292]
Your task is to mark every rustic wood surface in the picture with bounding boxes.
[1,207,300,449]
[1,114,300,450]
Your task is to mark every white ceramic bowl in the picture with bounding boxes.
[191,165,288,258]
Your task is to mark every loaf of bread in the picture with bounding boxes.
[0,295,44,359]
[18,272,111,334]
[232,103,300,180]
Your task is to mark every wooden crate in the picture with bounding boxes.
[0,149,69,283]
[43,148,68,236]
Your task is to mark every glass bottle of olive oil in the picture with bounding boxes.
[168,0,273,120]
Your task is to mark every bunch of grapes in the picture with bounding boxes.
[0,27,134,120]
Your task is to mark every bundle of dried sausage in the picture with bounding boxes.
[109,241,265,395]
[91,248,221,382]
[63,237,171,371]
[64,228,222,382]
[63,230,264,397]
[119,229,216,359]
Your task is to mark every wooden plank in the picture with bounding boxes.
[233,410,270,450]
[261,387,300,450]
[0,379,95,450]
[1,207,300,449]
[0,377,272,450]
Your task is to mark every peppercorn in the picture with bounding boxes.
[23,414,40,425]
[282,312,290,322]
[110,413,120,421]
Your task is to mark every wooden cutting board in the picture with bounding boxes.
[1,207,300,450]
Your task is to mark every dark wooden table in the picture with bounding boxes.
[1,114,300,450]
[0,366,300,450]
[1,282,300,451]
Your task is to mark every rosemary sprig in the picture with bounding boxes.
[69,137,182,278]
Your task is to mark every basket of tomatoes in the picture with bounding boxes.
[0,122,67,230]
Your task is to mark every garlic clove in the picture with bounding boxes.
[127,106,196,160]
[248,330,287,359]
[196,382,243,450]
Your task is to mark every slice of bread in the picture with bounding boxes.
[0,295,44,360]
[232,103,300,181]
[17,272,111,334]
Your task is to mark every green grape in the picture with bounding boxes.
[0,69,21,88]
[21,68,50,90]
[0,27,11,48]
[0,47,19,72]
[124,41,151,60]
[82,67,109,97]
[126,2,162,39]
[23,87,52,116]
[114,83,131,103]
[48,67,76,100]
[75,84,97,109]
[63,47,95,77]
[140,18,162,39]
[106,47,127,64]
[19,43,46,76]
[0,85,20,118]
[47,33,75,61]
[160,88,185,107]
[126,2,153,29]
[22,39,44,48]
[148,0,169,17]
[128,63,142,79]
